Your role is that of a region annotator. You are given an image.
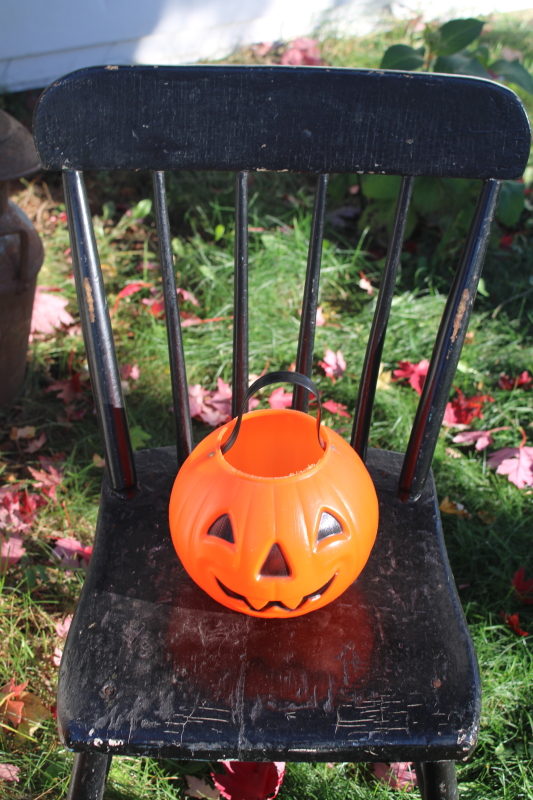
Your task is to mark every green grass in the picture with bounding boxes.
[2,14,533,800]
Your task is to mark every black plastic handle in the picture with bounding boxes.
[221,370,325,455]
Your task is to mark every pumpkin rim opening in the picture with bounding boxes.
[218,408,328,479]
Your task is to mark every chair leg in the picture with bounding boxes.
[417,761,458,800]
[66,752,112,800]
[414,762,426,798]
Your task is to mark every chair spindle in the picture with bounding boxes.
[400,178,502,502]
[351,176,414,461]
[232,171,249,417]
[63,170,136,494]
[292,173,329,412]
[152,171,193,467]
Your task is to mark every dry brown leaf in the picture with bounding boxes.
[376,364,392,392]
[445,447,463,459]
[14,691,51,743]
[439,496,472,519]
[9,426,36,440]
[477,510,496,525]
[92,453,106,468]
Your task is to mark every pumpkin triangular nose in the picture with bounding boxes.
[259,543,291,577]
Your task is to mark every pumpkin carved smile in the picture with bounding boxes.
[169,372,379,618]
[216,573,337,613]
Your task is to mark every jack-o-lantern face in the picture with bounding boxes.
[169,407,379,618]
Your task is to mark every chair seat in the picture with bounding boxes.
[58,446,480,762]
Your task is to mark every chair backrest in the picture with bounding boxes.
[33,65,531,502]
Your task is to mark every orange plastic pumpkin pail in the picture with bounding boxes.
[169,371,379,618]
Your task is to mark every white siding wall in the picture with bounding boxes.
[2,0,532,93]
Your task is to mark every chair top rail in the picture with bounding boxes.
[34,65,530,179]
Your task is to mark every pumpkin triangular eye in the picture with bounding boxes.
[317,511,343,542]
[207,514,234,543]
[259,543,291,577]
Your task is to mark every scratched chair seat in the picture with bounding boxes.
[33,64,530,799]
[59,446,478,762]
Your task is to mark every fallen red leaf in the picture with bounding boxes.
[28,464,64,502]
[55,615,73,639]
[178,287,199,307]
[0,492,28,535]
[442,390,494,428]
[500,611,529,636]
[112,281,153,315]
[322,399,351,418]
[268,387,293,410]
[373,762,417,791]
[0,533,26,569]
[358,271,374,296]
[0,679,50,740]
[188,380,257,427]
[498,370,532,390]
[452,426,510,452]
[488,446,533,489]
[206,378,233,424]
[188,384,209,419]
[452,429,493,450]
[115,283,199,319]
[19,489,47,520]
[30,286,74,337]
[46,372,86,405]
[142,294,165,317]
[512,567,533,604]
[23,431,47,453]
[51,537,92,569]
[0,678,29,728]
[181,313,231,328]
[38,453,66,470]
[319,349,346,381]
[120,363,140,381]
[315,306,326,327]
[281,37,324,66]
[392,360,429,396]
[0,486,46,537]
[0,763,20,782]
[180,312,205,327]
[212,762,285,800]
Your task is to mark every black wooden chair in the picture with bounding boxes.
[33,65,530,800]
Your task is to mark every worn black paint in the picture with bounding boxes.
[66,753,111,800]
[34,66,530,179]
[400,179,501,501]
[57,447,480,763]
[419,762,459,800]
[63,171,136,494]
[232,172,249,418]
